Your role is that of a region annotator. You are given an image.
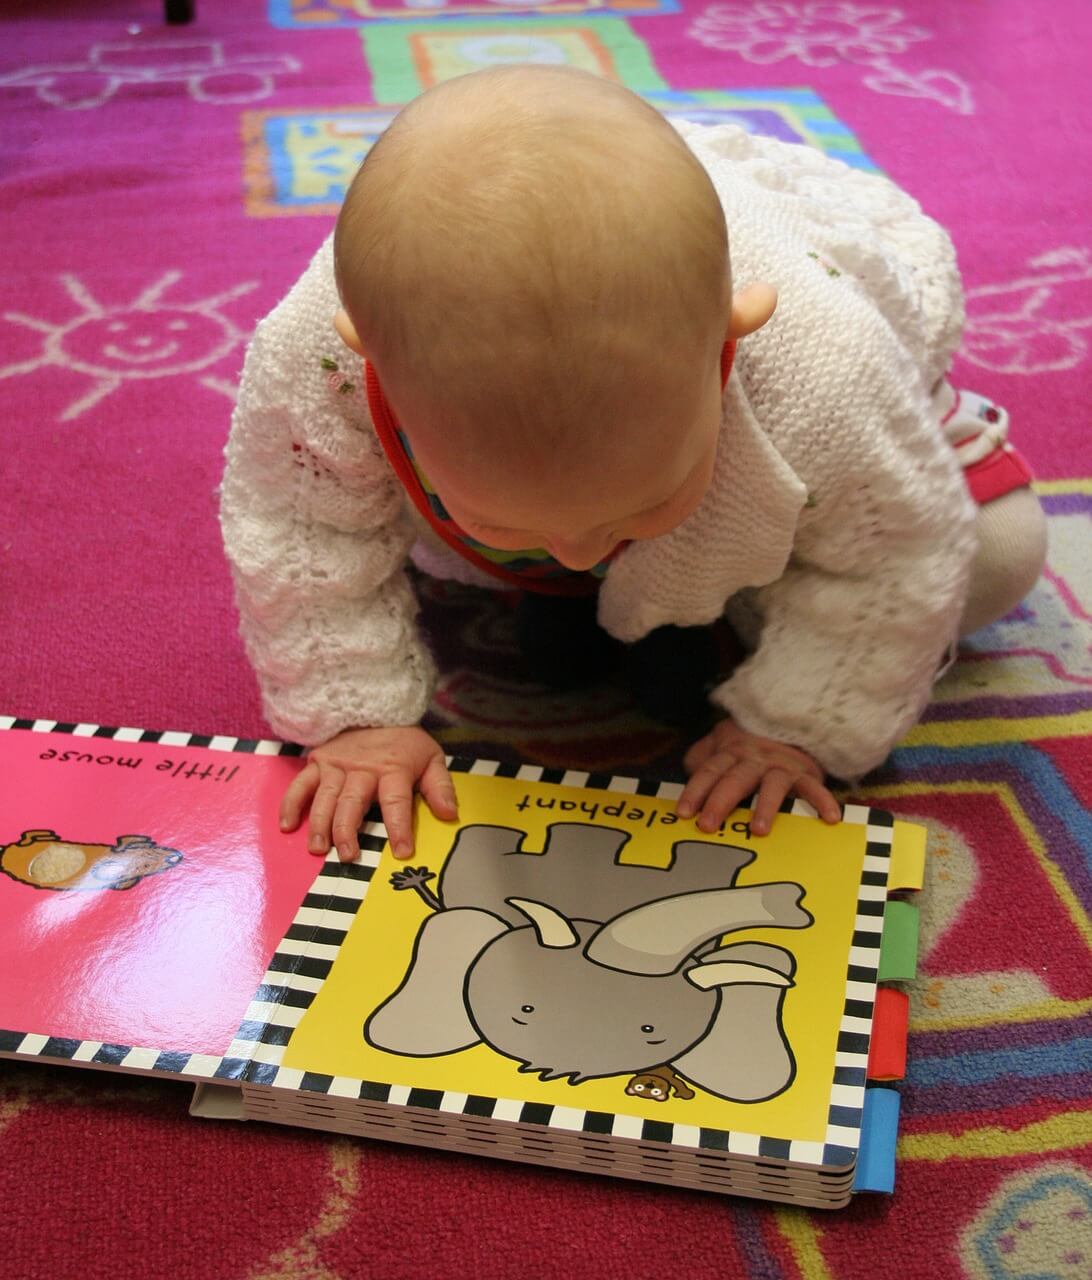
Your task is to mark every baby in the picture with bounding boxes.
[219,65,1046,861]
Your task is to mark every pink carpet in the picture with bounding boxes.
[1,1,1089,1277]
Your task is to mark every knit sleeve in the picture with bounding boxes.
[678,120,965,390]
[219,239,436,746]
[710,511,975,782]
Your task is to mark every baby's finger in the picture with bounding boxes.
[682,731,720,775]
[751,768,793,836]
[306,763,346,856]
[378,770,418,860]
[695,764,765,834]
[795,775,843,824]
[280,760,319,833]
[677,754,736,819]
[419,754,458,821]
[331,771,379,863]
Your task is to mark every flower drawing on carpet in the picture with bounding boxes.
[688,2,973,113]
[688,1,928,66]
[0,271,257,421]
[963,247,1092,375]
[959,1163,1092,1280]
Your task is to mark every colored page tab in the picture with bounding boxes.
[889,821,927,891]
[867,987,909,1080]
[878,899,920,982]
[853,1086,901,1194]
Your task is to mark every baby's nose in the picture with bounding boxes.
[546,536,614,571]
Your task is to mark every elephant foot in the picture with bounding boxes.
[672,943,798,1103]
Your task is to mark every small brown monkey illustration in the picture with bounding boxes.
[625,1064,696,1103]
[0,830,182,892]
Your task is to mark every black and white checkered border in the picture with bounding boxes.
[239,756,894,1172]
[0,716,302,1080]
[0,715,303,758]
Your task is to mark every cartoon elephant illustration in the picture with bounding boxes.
[365,823,813,1103]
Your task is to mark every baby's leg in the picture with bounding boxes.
[931,379,1048,636]
[960,485,1048,636]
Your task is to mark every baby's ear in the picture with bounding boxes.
[727,282,778,340]
[334,308,366,356]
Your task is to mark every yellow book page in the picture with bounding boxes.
[283,773,873,1145]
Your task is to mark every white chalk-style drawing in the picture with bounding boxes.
[0,39,299,110]
[1,271,257,421]
[688,2,973,114]
[858,60,972,113]
[690,1,930,66]
[963,248,1092,375]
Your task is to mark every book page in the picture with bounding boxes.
[279,772,879,1146]
[0,726,320,1060]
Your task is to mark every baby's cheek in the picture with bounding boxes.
[629,514,675,541]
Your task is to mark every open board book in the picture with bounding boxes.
[0,718,923,1210]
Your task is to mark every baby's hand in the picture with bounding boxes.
[279,725,457,862]
[677,717,841,836]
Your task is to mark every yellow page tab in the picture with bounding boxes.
[889,820,927,892]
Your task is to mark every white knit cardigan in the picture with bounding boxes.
[219,122,976,779]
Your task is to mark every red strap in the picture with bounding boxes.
[963,444,1034,505]
[720,337,736,386]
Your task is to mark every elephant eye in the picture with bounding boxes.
[641,1024,654,1034]
[520,1004,535,1014]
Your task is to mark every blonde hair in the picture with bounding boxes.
[334,67,730,459]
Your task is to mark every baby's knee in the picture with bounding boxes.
[960,486,1048,636]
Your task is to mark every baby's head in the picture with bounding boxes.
[334,65,773,568]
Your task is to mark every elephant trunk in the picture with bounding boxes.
[584,883,813,975]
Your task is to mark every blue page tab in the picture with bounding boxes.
[853,1086,901,1194]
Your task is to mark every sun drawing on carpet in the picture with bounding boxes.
[0,271,258,421]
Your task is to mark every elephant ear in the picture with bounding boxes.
[365,908,507,1056]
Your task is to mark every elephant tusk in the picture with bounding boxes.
[685,961,794,990]
[507,896,580,949]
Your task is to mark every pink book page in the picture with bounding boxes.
[0,727,322,1060]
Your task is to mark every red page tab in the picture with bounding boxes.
[867,987,909,1081]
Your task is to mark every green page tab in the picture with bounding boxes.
[878,899,920,982]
